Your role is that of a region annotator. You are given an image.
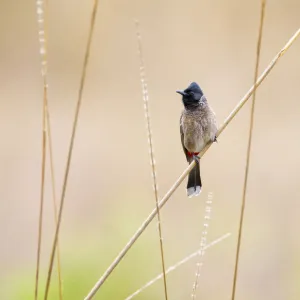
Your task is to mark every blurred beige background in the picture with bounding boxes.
[0,0,299,299]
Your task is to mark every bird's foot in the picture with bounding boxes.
[193,154,200,163]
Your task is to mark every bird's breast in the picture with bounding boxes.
[182,119,205,152]
[181,108,216,153]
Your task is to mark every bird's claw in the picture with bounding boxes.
[213,136,218,143]
[193,155,200,163]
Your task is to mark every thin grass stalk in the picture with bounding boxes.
[46,112,64,300]
[231,1,266,299]
[35,82,47,300]
[124,233,231,300]
[191,193,213,299]
[34,0,49,298]
[42,0,64,298]
[47,99,63,300]
[84,28,300,300]
[43,1,99,299]
[135,20,168,300]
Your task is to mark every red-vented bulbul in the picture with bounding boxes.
[177,82,217,197]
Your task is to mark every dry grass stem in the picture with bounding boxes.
[47,86,64,300]
[191,193,213,299]
[135,19,168,300]
[84,28,300,300]
[124,233,231,300]
[34,0,50,298]
[35,72,47,300]
[36,0,63,298]
[43,1,99,299]
[231,1,266,299]
[44,0,64,298]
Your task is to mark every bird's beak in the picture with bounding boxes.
[176,90,187,96]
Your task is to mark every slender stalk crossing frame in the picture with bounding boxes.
[231,1,266,299]
[44,0,64,298]
[35,0,51,298]
[135,20,168,300]
[43,1,99,299]
[125,233,231,300]
[84,27,300,300]
[191,193,213,299]
[47,90,64,300]
[35,1,64,298]
[35,72,47,300]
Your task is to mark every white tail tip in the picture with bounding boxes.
[187,186,201,198]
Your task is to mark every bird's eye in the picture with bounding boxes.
[189,91,194,96]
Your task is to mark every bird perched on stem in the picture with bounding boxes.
[177,82,217,197]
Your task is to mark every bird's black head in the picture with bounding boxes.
[176,82,205,109]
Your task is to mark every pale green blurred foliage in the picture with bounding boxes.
[0,0,299,299]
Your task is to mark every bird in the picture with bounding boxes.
[176,82,218,197]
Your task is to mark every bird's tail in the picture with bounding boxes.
[187,160,202,198]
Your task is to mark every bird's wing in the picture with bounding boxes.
[180,114,190,162]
